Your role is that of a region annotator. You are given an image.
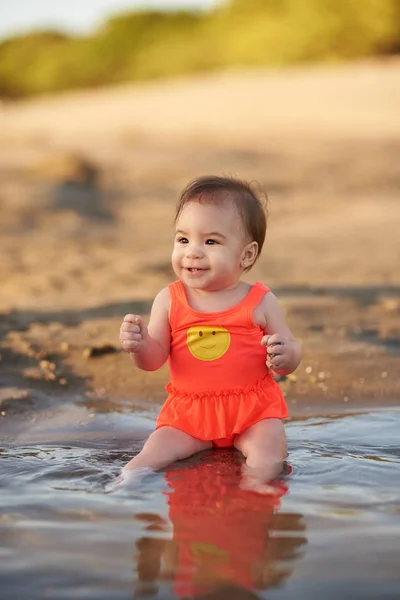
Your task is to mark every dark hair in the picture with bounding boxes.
[175,175,268,268]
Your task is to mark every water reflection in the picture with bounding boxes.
[1,410,398,598]
[132,452,307,599]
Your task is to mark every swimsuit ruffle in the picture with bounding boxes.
[157,375,288,441]
[165,372,275,399]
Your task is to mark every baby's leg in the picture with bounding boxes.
[107,427,212,492]
[234,419,287,494]
[124,426,212,472]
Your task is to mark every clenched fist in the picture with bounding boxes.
[120,314,148,353]
[261,333,291,373]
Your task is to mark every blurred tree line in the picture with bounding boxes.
[0,0,399,98]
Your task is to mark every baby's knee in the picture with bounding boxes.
[141,427,188,460]
[247,436,287,462]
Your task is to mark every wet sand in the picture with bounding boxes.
[0,60,399,440]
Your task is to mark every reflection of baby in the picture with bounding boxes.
[164,462,286,598]
[133,459,306,599]
[119,175,301,492]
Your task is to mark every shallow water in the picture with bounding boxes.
[1,407,399,600]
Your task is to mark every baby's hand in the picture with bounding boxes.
[120,314,148,353]
[261,333,291,373]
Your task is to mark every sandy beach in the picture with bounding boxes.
[0,59,399,438]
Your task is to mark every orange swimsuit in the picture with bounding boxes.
[156,280,288,447]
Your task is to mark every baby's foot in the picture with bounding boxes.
[240,474,279,495]
[240,461,284,496]
[105,466,152,493]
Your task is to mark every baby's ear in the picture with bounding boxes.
[241,241,258,268]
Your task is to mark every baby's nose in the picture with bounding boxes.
[186,244,203,259]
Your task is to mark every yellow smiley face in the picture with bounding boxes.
[187,326,231,361]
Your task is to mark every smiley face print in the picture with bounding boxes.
[186,326,231,361]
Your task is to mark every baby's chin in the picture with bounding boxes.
[177,268,241,292]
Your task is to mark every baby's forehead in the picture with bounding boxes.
[183,193,241,218]
[176,199,248,240]
[178,199,240,225]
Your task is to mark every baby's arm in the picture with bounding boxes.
[119,287,171,371]
[260,292,301,376]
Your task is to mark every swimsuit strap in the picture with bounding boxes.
[168,280,186,304]
[168,280,185,327]
[240,281,270,308]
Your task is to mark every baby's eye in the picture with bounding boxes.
[177,237,189,244]
[205,239,218,245]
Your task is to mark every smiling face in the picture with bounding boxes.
[187,326,231,361]
[172,199,257,292]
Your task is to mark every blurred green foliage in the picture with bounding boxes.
[0,0,399,98]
